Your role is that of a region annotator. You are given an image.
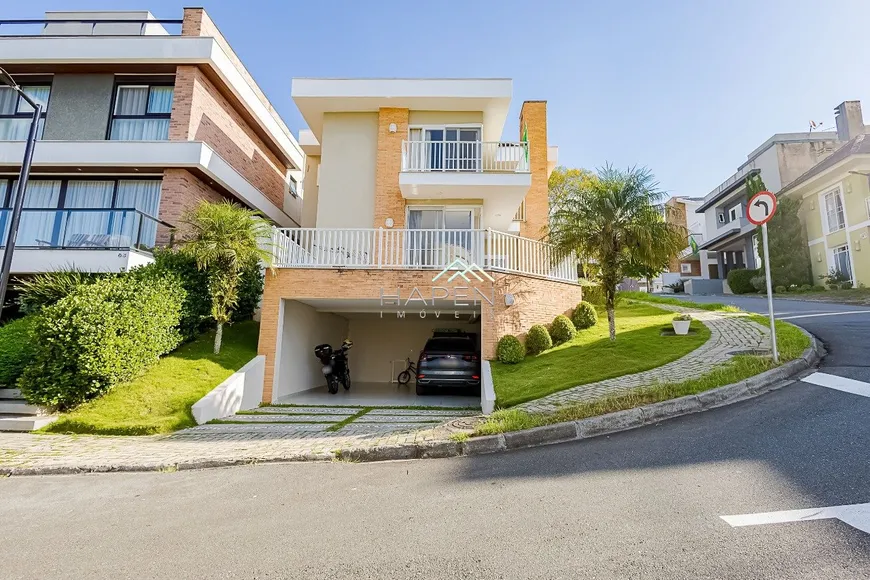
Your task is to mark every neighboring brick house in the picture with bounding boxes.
[258,78,579,405]
[0,8,303,274]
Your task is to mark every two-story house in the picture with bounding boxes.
[0,8,303,280]
[694,123,843,291]
[257,78,580,406]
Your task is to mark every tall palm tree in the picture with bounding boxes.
[180,201,273,354]
[548,165,686,341]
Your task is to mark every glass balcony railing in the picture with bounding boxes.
[0,208,170,251]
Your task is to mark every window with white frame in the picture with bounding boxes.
[0,85,50,140]
[728,204,740,222]
[109,83,174,140]
[680,263,692,274]
[824,189,846,233]
[832,244,852,281]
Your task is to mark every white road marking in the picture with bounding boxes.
[803,372,870,398]
[722,502,870,534]
[778,310,870,320]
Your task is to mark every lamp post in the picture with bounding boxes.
[0,68,42,316]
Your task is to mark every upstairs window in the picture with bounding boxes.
[823,189,846,233]
[109,84,174,141]
[0,85,50,141]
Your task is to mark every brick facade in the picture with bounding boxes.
[374,107,410,228]
[157,168,228,244]
[257,269,582,402]
[518,101,549,240]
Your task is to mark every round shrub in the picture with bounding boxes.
[572,301,598,330]
[813,285,826,292]
[550,314,577,344]
[18,273,185,410]
[750,275,767,292]
[800,284,812,292]
[496,335,525,364]
[774,285,786,293]
[525,324,553,355]
[727,268,759,295]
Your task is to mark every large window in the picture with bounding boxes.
[109,84,174,140]
[0,85,50,141]
[0,177,162,249]
[832,244,852,282]
[824,189,846,233]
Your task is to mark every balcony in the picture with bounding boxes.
[399,141,531,231]
[0,208,170,274]
[272,227,577,284]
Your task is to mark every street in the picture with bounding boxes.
[2,296,869,579]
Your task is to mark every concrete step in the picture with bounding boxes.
[0,414,57,432]
[0,388,22,399]
[0,401,40,415]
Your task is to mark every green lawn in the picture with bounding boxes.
[42,321,260,436]
[491,303,710,408]
[618,291,743,312]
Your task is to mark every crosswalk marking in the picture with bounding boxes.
[722,502,870,534]
[802,372,870,398]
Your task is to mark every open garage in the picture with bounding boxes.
[271,298,482,408]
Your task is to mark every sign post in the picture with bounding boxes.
[747,190,779,363]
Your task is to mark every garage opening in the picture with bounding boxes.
[273,298,482,409]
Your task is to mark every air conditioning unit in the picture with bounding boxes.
[717,213,726,224]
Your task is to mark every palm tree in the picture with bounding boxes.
[179,201,273,354]
[548,165,686,341]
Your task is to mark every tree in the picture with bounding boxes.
[548,166,597,208]
[179,201,273,354]
[548,165,686,341]
[744,175,812,287]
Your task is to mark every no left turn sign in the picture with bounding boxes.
[746,191,777,226]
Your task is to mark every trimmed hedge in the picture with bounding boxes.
[550,314,577,344]
[579,282,605,305]
[727,268,759,295]
[525,324,553,355]
[0,316,37,387]
[18,273,185,410]
[15,270,100,314]
[572,301,599,330]
[496,335,525,364]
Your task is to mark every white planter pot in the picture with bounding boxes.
[672,320,691,335]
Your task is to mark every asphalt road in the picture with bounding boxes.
[2,295,869,579]
[667,294,870,382]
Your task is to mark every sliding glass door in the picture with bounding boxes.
[408,127,481,171]
[406,207,480,266]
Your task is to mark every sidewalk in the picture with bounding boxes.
[0,305,773,475]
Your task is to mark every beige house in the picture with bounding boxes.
[779,101,870,287]
[256,78,581,405]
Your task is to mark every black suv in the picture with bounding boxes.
[415,336,480,395]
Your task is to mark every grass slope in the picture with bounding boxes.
[43,321,260,436]
[492,303,710,408]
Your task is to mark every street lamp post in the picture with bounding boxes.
[0,68,42,316]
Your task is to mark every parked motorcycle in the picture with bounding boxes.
[314,339,353,394]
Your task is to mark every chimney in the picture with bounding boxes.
[834,101,864,141]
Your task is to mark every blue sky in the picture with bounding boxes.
[8,0,870,197]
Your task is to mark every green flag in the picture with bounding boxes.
[522,122,529,164]
[689,235,699,254]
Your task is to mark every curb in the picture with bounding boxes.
[0,333,824,477]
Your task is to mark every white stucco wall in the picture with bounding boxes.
[274,300,349,401]
[347,316,480,383]
[408,111,484,126]
[301,155,320,227]
[316,112,378,228]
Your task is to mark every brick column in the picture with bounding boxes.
[257,275,283,403]
[518,101,549,240]
[374,107,409,229]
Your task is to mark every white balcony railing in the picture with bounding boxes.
[272,228,576,284]
[401,141,530,173]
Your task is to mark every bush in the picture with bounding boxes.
[842,280,854,290]
[578,280,605,305]
[666,279,685,293]
[673,314,692,321]
[750,275,767,292]
[800,284,812,292]
[525,324,553,355]
[812,285,826,292]
[550,314,577,344]
[18,273,185,410]
[496,335,525,364]
[572,301,599,330]
[15,270,102,314]
[727,268,759,295]
[0,316,37,387]
[233,259,265,322]
[775,285,786,293]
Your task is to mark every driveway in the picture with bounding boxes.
[668,294,870,383]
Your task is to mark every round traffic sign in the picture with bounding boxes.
[746,191,777,226]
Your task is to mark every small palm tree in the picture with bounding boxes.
[180,201,273,354]
[548,165,686,341]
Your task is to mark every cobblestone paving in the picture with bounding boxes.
[518,303,770,413]
[0,304,768,473]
